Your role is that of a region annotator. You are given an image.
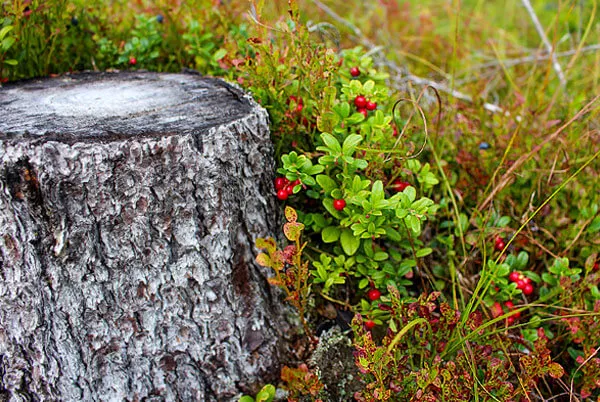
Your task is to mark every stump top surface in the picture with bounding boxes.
[0,71,253,142]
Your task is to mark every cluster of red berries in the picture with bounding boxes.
[494,236,506,251]
[508,271,534,295]
[274,177,301,201]
[491,300,521,325]
[353,95,377,118]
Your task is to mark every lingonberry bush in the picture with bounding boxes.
[3,0,600,400]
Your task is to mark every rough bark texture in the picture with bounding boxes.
[0,71,283,401]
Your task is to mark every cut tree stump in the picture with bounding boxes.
[0,71,283,401]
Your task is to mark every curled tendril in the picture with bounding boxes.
[384,85,443,163]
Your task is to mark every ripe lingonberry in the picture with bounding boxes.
[364,320,376,330]
[494,237,505,251]
[366,101,377,111]
[522,283,534,295]
[333,199,346,211]
[350,66,360,77]
[354,95,367,109]
[391,179,410,193]
[504,300,514,309]
[277,189,288,201]
[296,103,303,113]
[274,177,288,191]
[516,279,526,289]
[509,271,520,282]
[367,288,381,301]
[491,302,503,318]
[357,108,368,118]
[129,57,137,65]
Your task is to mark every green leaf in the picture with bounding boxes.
[322,226,341,243]
[323,198,343,219]
[342,134,363,156]
[316,175,337,194]
[373,251,389,261]
[321,133,342,153]
[340,229,360,256]
[238,396,255,402]
[516,251,529,270]
[385,227,402,242]
[256,384,276,402]
[346,112,365,124]
[404,186,416,202]
[2,36,15,51]
[0,25,14,40]
[370,180,385,205]
[416,248,433,258]
[3,58,17,66]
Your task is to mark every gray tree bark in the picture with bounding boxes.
[0,71,283,401]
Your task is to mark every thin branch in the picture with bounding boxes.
[310,0,506,114]
[520,0,567,87]
[464,44,600,72]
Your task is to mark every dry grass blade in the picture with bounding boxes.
[477,94,600,211]
[520,0,567,87]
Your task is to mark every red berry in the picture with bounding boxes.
[285,185,294,196]
[594,262,599,271]
[129,57,137,65]
[392,126,398,137]
[522,276,532,285]
[357,108,368,118]
[491,302,503,318]
[506,316,515,325]
[350,66,360,77]
[354,95,367,109]
[277,188,288,201]
[0,77,8,84]
[391,179,410,193]
[333,199,346,211]
[367,288,381,301]
[295,103,303,113]
[366,101,377,111]
[364,320,376,330]
[522,283,534,295]
[516,279,526,289]
[494,238,505,251]
[509,271,520,282]
[504,301,514,309]
[274,177,288,191]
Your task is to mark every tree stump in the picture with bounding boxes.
[0,71,282,401]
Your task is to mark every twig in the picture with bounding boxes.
[520,0,567,87]
[310,0,506,114]
[464,44,600,72]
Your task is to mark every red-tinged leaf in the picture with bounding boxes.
[255,237,277,253]
[256,253,271,267]
[285,206,298,222]
[267,277,282,286]
[284,221,304,241]
[547,362,565,379]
